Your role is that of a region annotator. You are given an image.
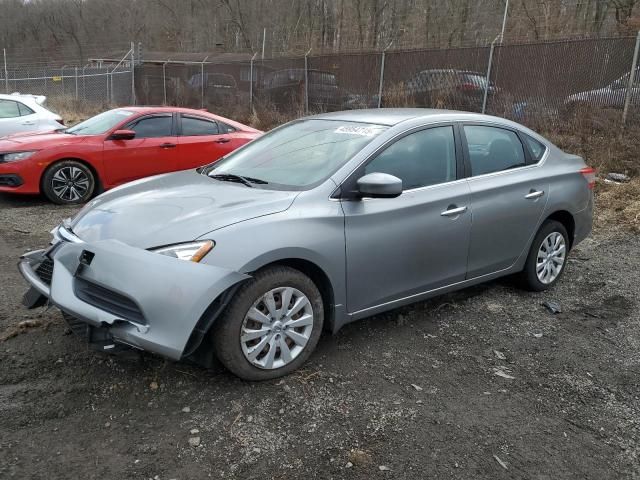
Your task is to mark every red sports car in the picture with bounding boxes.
[0,107,262,204]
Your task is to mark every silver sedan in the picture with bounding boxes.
[19,109,594,380]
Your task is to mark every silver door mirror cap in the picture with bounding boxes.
[357,172,402,198]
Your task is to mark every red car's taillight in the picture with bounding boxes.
[580,167,596,189]
[459,82,479,91]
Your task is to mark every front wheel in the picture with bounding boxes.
[42,160,96,205]
[520,220,569,291]
[212,266,324,381]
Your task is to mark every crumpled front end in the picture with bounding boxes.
[19,233,248,360]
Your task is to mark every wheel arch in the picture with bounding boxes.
[545,210,576,248]
[183,257,337,367]
[251,258,336,333]
[39,157,103,195]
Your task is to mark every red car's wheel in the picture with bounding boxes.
[42,160,96,205]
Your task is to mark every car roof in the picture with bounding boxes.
[0,93,46,104]
[112,106,260,132]
[311,108,510,126]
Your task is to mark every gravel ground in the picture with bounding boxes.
[0,192,639,480]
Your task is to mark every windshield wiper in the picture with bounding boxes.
[209,173,270,186]
[210,173,255,188]
[240,175,269,185]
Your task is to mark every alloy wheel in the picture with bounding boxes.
[536,232,566,284]
[240,286,314,370]
[51,166,90,202]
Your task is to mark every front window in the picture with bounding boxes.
[365,126,457,190]
[66,109,135,135]
[207,119,387,189]
[129,115,173,138]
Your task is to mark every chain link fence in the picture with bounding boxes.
[134,35,640,127]
[1,49,135,107]
[2,36,638,127]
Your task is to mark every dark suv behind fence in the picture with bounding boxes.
[260,68,340,111]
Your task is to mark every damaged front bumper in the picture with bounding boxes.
[18,236,248,360]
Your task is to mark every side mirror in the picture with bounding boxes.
[110,129,136,140]
[356,172,402,198]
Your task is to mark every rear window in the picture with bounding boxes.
[462,74,489,88]
[181,116,219,136]
[18,102,35,116]
[523,134,546,162]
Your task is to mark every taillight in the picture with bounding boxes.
[580,167,596,189]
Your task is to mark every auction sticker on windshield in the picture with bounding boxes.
[334,125,384,137]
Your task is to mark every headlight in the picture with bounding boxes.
[3,151,38,162]
[152,240,214,263]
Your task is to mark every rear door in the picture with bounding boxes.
[177,114,241,170]
[103,113,177,186]
[461,123,549,278]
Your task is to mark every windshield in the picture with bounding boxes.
[66,109,135,135]
[207,119,387,189]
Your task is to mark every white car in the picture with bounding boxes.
[0,93,64,137]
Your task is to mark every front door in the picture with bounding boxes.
[103,113,178,186]
[341,125,472,314]
[461,124,549,278]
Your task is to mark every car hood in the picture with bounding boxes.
[0,131,90,147]
[69,170,299,249]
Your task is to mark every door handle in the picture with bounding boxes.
[525,190,545,199]
[21,121,35,125]
[440,205,468,217]
[159,143,177,148]
[215,137,231,144]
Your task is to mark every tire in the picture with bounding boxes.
[212,266,324,381]
[42,160,96,205]
[520,220,569,291]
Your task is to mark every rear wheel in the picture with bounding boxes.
[42,160,95,205]
[520,220,569,291]
[212,266,323,381]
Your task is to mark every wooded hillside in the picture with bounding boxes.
[1,0,638,63]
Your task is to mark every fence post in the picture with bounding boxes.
[304,47,312,114]
[377,41,393,108]
[482,36,499,114]
[82,65,87,101]
[3,48,8,93]
[622,30,640,125]
[249,52,257,112]
[201,55,209,108]
[61,66,65,95]
[131,41,136,105]
[75,67,78,100]
[162,62,167,105]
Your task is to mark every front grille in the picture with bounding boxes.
[74,278,146,325]
[35,258,54,285]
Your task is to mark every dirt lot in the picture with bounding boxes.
[0,192,639,480]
